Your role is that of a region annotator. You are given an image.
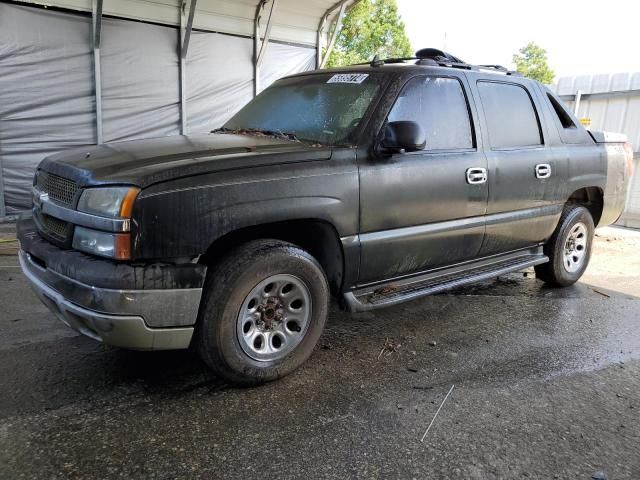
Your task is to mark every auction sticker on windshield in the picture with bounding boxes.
[327,73,369,84]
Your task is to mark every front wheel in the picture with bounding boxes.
[196,239,329,386]
[535,205,595,287]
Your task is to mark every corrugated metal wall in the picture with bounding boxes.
[553,73,640,228]
[0,3,315,214]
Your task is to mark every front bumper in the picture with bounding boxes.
[17,215,205,350]
[20,251,194,350]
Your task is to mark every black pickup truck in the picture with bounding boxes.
[18,49,633,385]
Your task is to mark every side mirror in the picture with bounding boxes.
[381,121,426,153]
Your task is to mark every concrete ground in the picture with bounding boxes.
[0,224,639,479]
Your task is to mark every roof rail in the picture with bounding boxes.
[357,48,522,76]
[477,64,522,76]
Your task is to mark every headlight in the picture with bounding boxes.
[74,186,138,259]
[77,186,139,218]
[72,226,131,260]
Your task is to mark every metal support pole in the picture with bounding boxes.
[182,0,197,59]
[574,89,582,117]
[257,0,277,68]
[92,0,103,144]
[316,0,355,69]
[315,20,324,70]
[179,31,187,133]
[316,11,330,69]
[253,0,278,97]
[254,6,260,97]
[0,150,6,217]
[320,2,346,68]
[179,0,197,135]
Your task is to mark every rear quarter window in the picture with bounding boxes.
[477,81,543,149]
[544,88,592,144]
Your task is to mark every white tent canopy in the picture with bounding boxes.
[0,0,359,215]
[19,0,351,47]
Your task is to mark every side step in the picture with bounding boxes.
[343,252,548,312]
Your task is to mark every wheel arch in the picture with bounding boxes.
[567,186,604,226]
[199,219,346,295]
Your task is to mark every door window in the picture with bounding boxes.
[477,81,543,149]
[388,76,474,150]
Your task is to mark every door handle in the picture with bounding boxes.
[535,163,551,179]
[466,167,487,184]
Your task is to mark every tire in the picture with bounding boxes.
[535,205,595,287]
[196,239,329,386]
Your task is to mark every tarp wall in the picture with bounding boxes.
[0,2,316,214]
[0,5,96,212]
[101,18,182,143]
[185,32,254,134]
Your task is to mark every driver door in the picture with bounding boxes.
[358,75,489,284]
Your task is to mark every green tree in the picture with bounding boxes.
[326,0,413,68]
[512,42,555,84]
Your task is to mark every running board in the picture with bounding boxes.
[343,252,548,312]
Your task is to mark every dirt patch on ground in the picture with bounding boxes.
[584,226,640,297]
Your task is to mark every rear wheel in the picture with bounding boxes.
[196,239,329,386]
[535,205,595,287]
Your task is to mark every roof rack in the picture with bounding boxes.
[360,48,522,76]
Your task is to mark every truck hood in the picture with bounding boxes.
[39,134,333,188]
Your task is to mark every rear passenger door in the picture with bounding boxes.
[470,78,565,256]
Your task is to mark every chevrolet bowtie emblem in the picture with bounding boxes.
[34,191,49,208]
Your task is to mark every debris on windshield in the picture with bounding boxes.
[211,127,330,148]
[211,127,302,143]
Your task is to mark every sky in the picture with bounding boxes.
[396,0,640,79]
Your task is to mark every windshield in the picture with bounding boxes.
[222,73,382,146]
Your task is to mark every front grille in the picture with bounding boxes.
[36,170,78,206]
[40,213,70,240]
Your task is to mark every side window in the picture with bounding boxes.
[544,88,591,144]
[547,92,576,129]
[388,76,473,150]
[477,81,542,149]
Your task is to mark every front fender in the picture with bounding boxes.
[131,153,359,260]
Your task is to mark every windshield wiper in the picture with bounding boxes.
[211,127,302,143]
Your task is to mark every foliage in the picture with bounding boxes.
[326,0,413,68]
[512,42,555,84]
